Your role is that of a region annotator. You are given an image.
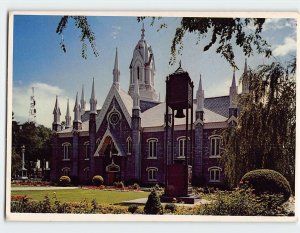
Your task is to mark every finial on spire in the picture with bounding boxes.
[113,48,120,90]
[179,60,182,68]
[141,23,145,40]
[90,77,97,114]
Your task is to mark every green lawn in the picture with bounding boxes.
[11,189,149,204]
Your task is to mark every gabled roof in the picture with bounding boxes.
[141,102,227,128]
[96,85,133,131]
[203,95,230,118]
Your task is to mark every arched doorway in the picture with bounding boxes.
[100,136,121,185]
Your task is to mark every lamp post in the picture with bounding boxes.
[20,145,28,179]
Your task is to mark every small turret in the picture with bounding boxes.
[196,75,205,121]
[229,69,238,122]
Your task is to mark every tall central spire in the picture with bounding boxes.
[113,48,120,91]
[141,23,145,40]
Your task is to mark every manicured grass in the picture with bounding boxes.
[11,189,149,204]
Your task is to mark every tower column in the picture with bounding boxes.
[89,78,97,177]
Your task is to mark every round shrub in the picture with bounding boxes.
[240,169,292,202]
[128,204,138,214]
[144,190,163,215]
[92,175,104,186]
[59,176,71,186]
[165,203,176,213]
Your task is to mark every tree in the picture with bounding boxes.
[221,59,296,188]
[12,121,52,178]
[56,16,99,59]
[57,16,271,68]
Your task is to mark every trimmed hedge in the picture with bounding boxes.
[240,169,292,202]
[144,190,163,215]
[59,176,71,186]
[92,175,104,186]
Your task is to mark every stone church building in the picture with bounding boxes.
[50,27,249,186]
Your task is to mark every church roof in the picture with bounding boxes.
[118,89,133,116]
[203,95,230,118]
[141,102,227,128]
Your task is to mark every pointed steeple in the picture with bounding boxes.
[230,69,238,109]
[244,58,248,73]
[242,58,249,94]
[113,48,120,91]
[133,76,140,110]
[141,23,145,40]
[90,77,97,114]
[52,95,62,131]
[196,74,205,112]
[53,95,61,123]
[73,92,81,123]
[80,85,86,114]
[65,98,71,129]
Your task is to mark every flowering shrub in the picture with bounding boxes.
[11,195,32,202]
[12,180,52,186]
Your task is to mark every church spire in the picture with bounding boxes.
[141,23,145,40]
[133,75,140,110]
[196,74,205,112]
[65,98,71,129]
[73,92,81,123]
[113,48,120,91]
[229,69,238,109]
[80,85,86,114]
[90,77,97,114]
[242,58,249,94]
[52,95,61,131]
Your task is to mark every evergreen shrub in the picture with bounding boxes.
[240,169,292,202]
[59,176,71,186]
[92,175,104,186]
[144,190,163,215]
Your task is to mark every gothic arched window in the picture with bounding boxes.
[62,142,71,160]
[146,167,158,181]
[208,167,222,182]
[137,66,140,80]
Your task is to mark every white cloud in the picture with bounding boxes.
[111,25,121,39]
[13,82,74,128]
[273,37,297,57]
[263,18,296,31]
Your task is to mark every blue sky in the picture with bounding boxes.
[12,15,297,127]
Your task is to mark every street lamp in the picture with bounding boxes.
[20,145,28,180]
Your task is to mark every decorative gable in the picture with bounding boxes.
[96,85,132,131]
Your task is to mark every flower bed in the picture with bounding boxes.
[12,180,52,187]
[81,185,142,192]
[11,195,32,202]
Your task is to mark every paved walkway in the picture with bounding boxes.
[11,186,80,191]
